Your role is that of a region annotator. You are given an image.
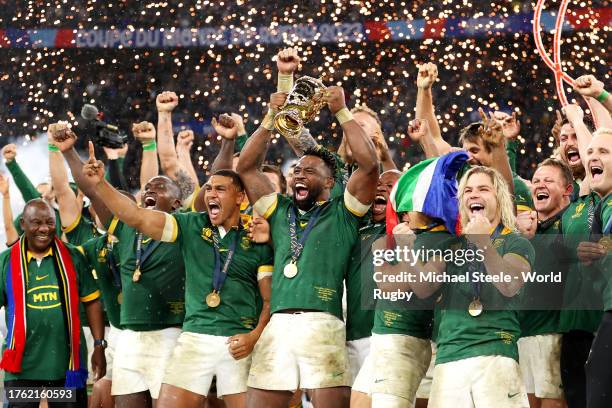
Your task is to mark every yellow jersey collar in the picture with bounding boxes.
[26,247,53,263]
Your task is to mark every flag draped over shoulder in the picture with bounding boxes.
[386,151,469,237]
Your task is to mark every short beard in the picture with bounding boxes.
[571,164,586,181]
[293,185,323,212]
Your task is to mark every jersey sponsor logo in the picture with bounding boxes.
[299,221,308,228]
[142,237,152,244]
[508,392,520,398]
[27,285,61,309]
[35,274,48,281]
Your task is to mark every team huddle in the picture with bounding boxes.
[0,47,610,408]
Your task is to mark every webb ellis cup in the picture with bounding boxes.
[273,76,327,139]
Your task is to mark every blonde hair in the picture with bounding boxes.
[457,166,517,231]
[593,127,612,138]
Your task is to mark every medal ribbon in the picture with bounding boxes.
[134,233,162,276]
[468,224,504,300]
[211,228,239,293]
[287,204,325,263]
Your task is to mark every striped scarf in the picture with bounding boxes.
[0,237,87,388]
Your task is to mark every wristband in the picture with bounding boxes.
[335,108,353,125]
[596,90,609,103]
[277,73,293,93]
[261,110,276,131]
[48,144,60,152]
[142,141,157,151]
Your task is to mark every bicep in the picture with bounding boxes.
[346,167,378,207]
[240,170,275,206]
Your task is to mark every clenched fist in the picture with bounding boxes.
[573,75,605,99]
[323,86,346,115]
[2,144,17,162]
[132,121,156,142]
[177,130,195,150]
[416,63,438,89]
[48,122,77,152]
[156,91,179,113]
[408,119,430,143]
[212,114,237,140]
[276,47,300,75]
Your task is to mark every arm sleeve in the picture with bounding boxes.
[106,159,128,190]
[506,139,519,175]
[504,235,536,270]
[256,245,275,280]
[73,247,101,302]
[6,160,40,201]
[235,133,249,152]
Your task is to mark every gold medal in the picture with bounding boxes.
[132,268,141,283]
[283,262,298,278]
[206,291,221,308]
[468,299,483,317]
[599,236,612,251]
[117,292,123,304]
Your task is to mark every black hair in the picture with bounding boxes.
[303,146,337,176]
[211,169,244,191]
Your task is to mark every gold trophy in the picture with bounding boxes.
[274,76,327,138]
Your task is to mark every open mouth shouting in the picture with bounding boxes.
[207,199,222,222]
[590,163,604,183]
[294,182,309,201]
[373,194,387,215]
[468,202,486,217]
[565,147,581,166]
[142,193,157,209]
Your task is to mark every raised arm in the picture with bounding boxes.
[573,75,612,116]
[236,95,282,204]
[415,63,451,156]
[211,114,239,172]
[82,142,168,240]
[50,128,113,227]
[481,109,515,196]
[156,91,181,178]
[325,86,379,205]
[408,119,439,158]
[2,144,41,201]
[131,121,159,190]
[563,103,594,194]
[0,174,19,245]
[274,47,319,156]
[48,123,81,229]
[175,130,199,185]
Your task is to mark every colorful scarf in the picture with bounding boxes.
[0,237,88,388]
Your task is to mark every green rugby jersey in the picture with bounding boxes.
[373,227,451,339]
[558,192,603,332]
[596,193,612,311]
[518,214,566,337]
[78,234,122,328]
[434,229,534,365]
[165,211,273,336]
[258,193,367,319]
[108,218,185,330]
[0,245,100,381]
[64,213,100,246]
[345,222,384,341]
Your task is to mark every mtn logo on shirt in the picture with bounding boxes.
[27,285,61,309]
